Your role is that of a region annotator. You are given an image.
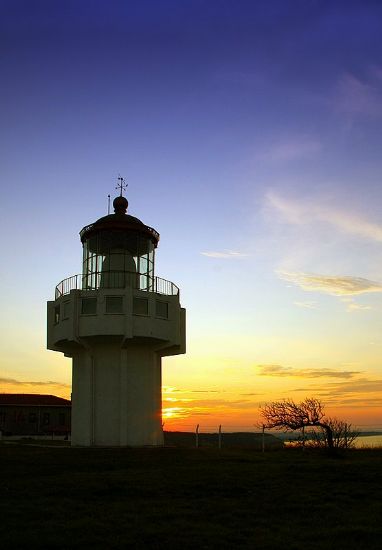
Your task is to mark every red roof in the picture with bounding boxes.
[0,394,71,407]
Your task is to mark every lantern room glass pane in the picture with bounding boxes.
[82,230,155,291]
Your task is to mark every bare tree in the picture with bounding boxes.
[260,397,357,452]
[307,418,359,450]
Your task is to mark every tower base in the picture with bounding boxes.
[71,342,163,446]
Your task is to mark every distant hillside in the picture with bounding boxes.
[164,431,283,450]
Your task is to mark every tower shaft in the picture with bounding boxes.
[71,343,162,446]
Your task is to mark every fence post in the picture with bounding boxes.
[302,425,305,451]
[195,424,199,448]
[262,424,265,453]
[218,424,222,449]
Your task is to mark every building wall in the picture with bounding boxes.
[0,406,71,436]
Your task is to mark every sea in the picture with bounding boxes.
[279,432,382,448]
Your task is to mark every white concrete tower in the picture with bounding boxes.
[47,184,186,446]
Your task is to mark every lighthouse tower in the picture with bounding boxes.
[47,181,186,446]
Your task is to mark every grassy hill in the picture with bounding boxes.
[164,430,283,449]
[1,443,381,549]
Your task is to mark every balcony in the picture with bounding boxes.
[55,272,179,299]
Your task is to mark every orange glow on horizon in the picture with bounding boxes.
[1,382,380,433]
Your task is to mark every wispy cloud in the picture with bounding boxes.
[293,378,382,406]
[183,398,260,411]
[190,390,221,393]
[162,386,181,393]
[0,377,70,388]
[163,386,222,395]
[259,137,321,162]
[266,191,382,242]
[201,250,249,259]
[293,300,318,309]
[278,271,382,296]
[257,364,360,379]
[346,302,372,312]
[334,72,382,117]
[333,397,382,408]
[164,397,193,404]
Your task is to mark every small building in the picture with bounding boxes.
[0,394,71,437]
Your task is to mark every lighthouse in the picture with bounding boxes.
[47,180,186,446]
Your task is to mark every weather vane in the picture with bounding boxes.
[116,175,128,197]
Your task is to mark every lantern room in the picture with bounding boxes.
[79,195,159,292]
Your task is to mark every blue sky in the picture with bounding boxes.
[1,0,382,429]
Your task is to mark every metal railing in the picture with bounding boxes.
[79,222,160,242]
[55,272,179,299]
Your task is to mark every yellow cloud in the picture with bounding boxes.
[346,302,372,312]
[293,378,382,406]
[293,300,318,309]
[256,364,360,379]
[278,270,382,296]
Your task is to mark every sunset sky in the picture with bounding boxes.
[1,1,382,431]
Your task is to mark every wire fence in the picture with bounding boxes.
[163,421,382,432]
[162,422,382,450]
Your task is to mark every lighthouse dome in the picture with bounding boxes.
[79,195,159,246]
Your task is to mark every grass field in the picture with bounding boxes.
[1,444,381,549]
